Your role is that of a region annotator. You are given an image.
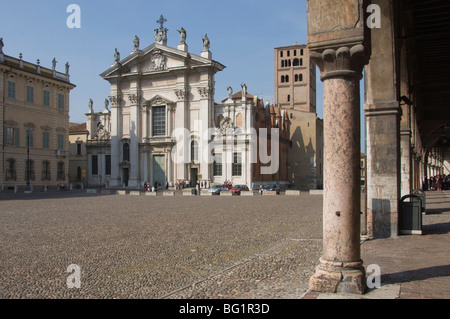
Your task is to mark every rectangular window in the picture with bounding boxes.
[57,161,65,180]
[152,106,166,137]
[92,155,98,175]
[6,159,16,180]
[4,127,20,146]
[7,81,16,99]
[26,86,34,103]
[26,129,34,148]
[42,161,51,181]
[58,93,64,109]
[43,90,50,106]
[57,134,64,150]
[213,153,222,176]
[42,132,50,149]
[76,143,82,156]
[232,152,242,176]
[105,155,111,175]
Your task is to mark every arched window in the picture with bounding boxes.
[295,74,299,82]
[299,74,303,82]
[293,58,300,66]
[191,140,198,162]
[285,75,289,83]
[123,143,130,162]
[281,75,285,83]
[281,60,285,67]
[300,58,303,66]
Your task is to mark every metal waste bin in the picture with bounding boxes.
[399,194,423,235]
[412,189,426,213]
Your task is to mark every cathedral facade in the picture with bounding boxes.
[84,20,289,189]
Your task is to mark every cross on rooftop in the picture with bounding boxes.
[156,15,167,31]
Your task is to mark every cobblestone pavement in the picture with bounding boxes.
[0,191,323,299]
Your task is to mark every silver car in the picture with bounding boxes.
[208,185,226,195]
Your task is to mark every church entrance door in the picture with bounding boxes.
[123,168,129,187]
[190,167,198,187]
[153,155,166,188]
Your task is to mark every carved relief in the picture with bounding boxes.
[149,51,167,72]
[128,93,140,104]
[94,122,111,141]
[109,95,121,106]
[174,89,186,101]
[198,86,211,98]
[219,117,235,134]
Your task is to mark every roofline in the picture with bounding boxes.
[99,43,225,79]
[0,55,76,88]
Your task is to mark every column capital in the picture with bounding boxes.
[128,93,140,105]
[311,44,369,81]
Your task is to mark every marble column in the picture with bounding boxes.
[309,45,368,294]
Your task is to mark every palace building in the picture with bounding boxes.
[0,39,76,192]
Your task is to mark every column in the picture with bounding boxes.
[308,45,368,294]
[306,0,370,294]
[109,92,121,187]
[128,92,140,187]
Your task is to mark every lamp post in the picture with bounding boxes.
[24,124,33,193]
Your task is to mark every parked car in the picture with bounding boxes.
[230,185,249,195]
[208,185,227,195]
[262,184,280,194]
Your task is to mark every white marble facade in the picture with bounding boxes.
[94,26,257,189]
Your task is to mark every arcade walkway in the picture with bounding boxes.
[305,190,450,299]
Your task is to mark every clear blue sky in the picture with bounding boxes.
[0,0,365,151]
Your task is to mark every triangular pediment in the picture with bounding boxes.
[144,94,175,107]
[100,43,225,79]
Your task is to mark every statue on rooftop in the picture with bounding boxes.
[88,98,94,113]
[133,35,140,51]
[202,34,210,51]
[114,48,120,63]
[178,27,186,44]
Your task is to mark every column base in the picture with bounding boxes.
[309,258,367,294]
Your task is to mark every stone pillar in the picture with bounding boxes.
[364,0,401,238]
[309,46,368,294]
[306,0,370,294]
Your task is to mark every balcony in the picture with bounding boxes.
[56,149,67,157]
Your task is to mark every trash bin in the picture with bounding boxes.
[412,189,426,213]
[399,194,423,235]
